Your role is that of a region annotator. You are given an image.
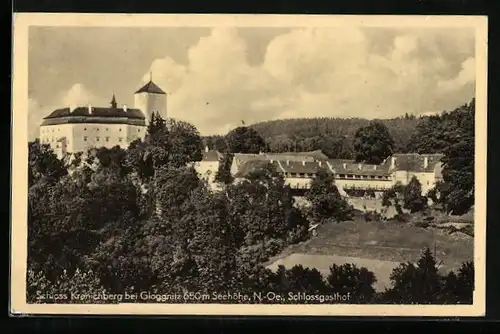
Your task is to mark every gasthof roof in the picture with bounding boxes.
[392,153,444,173]
[278,160,326,174]
[233,160,280,178]
[202,150,223,162]
[327,161,392,176]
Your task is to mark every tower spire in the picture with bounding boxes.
[110,93,117,108]
[149,71,153,82]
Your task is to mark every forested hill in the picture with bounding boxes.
[248,115,420,157]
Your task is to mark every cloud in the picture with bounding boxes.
[30,27,474,139]
[28,83,102,140]
[141,27,475,135]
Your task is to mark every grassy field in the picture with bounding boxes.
[266,216,474,290]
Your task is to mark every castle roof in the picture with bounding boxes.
[43,106,145,120]
[134,80,166,95]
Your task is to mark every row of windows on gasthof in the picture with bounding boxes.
[41,127,143,133]
[281,172,391,180]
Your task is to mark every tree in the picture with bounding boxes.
[382,182,405,215]
[225,126,266,154]
[166,118,204,167]
[440,100,475,215]
[383,248,444,304]
[353,121,394,164]
[226,163,309,259]
[305,168,354,223]
[28,139,68,187]
[326,263,377,303]
[403,176,428,213]
[442,261,474,304]
[283,265,327,294]
[214,153,234,185]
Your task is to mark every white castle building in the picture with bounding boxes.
[39,77,167,158]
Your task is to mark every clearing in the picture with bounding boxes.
[266,217,474,291]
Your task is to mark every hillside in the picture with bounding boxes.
[203,115,420,158]
[248,116,419,157]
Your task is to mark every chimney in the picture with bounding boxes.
[373,165,377,170]
[286,160,290,166]
[424,156,429,169]
[391,156,396,170]
[358,163,362,170]
[302,161,306,166]
[205,145,209,153]
[88,104,92,114]
[343,163,347,169]
[122,104,127,112]
[318,161,322,167]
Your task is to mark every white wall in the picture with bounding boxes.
[148,94,167,120]
[40,122,146,155]
[134,93,149,124]
[126,124,146,144]
[40,124,73,151]
[393,171,436,195]
[134,92,167,125]
[194,161,219,183]
[284,177,314,189]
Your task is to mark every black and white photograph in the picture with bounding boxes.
[11,14,487,316]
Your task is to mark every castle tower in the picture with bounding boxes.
[134,72,167,125]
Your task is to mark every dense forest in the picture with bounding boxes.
[27,99,475,305]
[204,113,419,158]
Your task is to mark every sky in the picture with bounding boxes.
[27,26,476,139]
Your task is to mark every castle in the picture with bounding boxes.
[39,76,167,158]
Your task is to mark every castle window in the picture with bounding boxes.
[105,137,110,142]
[84,128,87,131]
[96,128,99,131]
[138,129,140,132]
[119,128,122,132]
[96,137,100,142]
[84,136,87,141]
[118,137,123,142]
[106,128,109,131]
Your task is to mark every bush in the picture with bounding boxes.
[326,263,377,303]
[27,268,111,304]
[380,248,474,304]
[415,221,430,229]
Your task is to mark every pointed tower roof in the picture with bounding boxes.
[135,73,166,95]
[110,93,117,108]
